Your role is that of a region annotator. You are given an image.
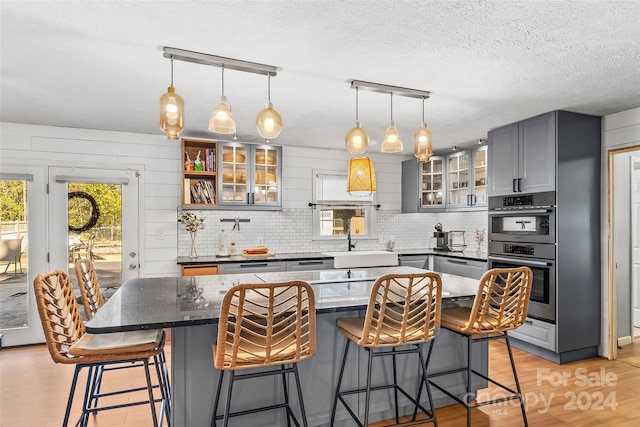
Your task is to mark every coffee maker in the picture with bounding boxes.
[433,223,449,250]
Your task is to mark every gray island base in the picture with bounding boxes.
[86,267,488,427]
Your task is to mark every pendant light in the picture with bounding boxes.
[159,56,184,140]
[255,73,283,141]
[347,157,377,196]
[345,87,369,154]
[209,66,236,134]
[380,93,403,153]
[414,96,433,162]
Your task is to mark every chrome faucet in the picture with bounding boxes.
[347,219,356,251]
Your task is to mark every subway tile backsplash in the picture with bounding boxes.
[178,209,488,256]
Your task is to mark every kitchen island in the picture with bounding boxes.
[87,266,486,427]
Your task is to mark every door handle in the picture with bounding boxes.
[129,263,137,269]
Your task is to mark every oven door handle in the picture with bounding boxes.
[488,208,553,215]
[488,255,552,267]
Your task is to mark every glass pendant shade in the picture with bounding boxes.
[160,85,184,140]
[380,124,403,153]
[256,103,283,139]
[347,157,377,196]
[413,124,433,162]
[209,97,236,134]
[345,122,369,154]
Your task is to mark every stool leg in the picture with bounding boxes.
[329,338,351,426]
[466,335,472,427]
[281,364,292,427]
[292,363,309,427]
[418,342,438,426]
[63,365,82,427]
[153,355,170,427]
[363,348,373,427]
[222,371,235,427]
[392,348,399,424]
[211,370,225,427]
[143,359,159,427]
[79,365,95,427]
[505,334,528,427]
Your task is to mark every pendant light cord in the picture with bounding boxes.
[422,97,425,122]
[267,73,272,103]
[390,93,394,123]
[355,87,359,122]
[170,55,174,86]
[221,65,226,98]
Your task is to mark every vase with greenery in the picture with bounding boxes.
[178,211,205,258]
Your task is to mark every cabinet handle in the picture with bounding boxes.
[466,194,471,206]
[512,178,517,193]
[524,320,533,325]
[298,260,324,265]
[241,263,268,268]
[247,192,251,205]
[518,178,523,193]
[472,194,477,206]
[446,259,468,265]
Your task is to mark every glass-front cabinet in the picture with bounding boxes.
[218,142,281,210]
[402,147,487,213]
[420,157,444,208]
[446,145,488,209]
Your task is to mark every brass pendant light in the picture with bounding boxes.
[209,66,236,134]
[255,73,283,141]
[347,157,377,196]
[414,96,433,162]
[345,87,369,154]
[380,93,403,153]
[159,56,184,140]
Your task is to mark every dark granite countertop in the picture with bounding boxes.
[86,266,478,333]
[177,249,487,265]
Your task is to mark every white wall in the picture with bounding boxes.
[1,122,488,278]
[601,107,640,356]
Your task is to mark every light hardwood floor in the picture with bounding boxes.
[1,339,639,426]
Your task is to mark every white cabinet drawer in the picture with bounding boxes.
[509,318,557,352]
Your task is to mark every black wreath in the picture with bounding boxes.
[68,191,100,232]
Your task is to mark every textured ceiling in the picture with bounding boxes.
[1,1,639,155]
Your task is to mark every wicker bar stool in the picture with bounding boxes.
[211,281,316,427]
[428,266,533,427]
[74,258,172,421]
[34,270,169,427]
[329,272,442,427]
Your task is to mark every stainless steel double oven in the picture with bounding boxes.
[487,191,556,323]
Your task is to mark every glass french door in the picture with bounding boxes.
[48,167,140,309]
[0,167,47,346]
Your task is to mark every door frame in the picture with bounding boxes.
[47,165,145,281]
[0,166,47,346]
[607,144,640,360]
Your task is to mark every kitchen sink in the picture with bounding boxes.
[321,250,398,268]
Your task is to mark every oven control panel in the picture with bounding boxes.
[503,244,535,256]
[503,194,535,207]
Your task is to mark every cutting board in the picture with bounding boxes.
[241,252,276,258]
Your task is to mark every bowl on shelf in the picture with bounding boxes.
[222,153,246,163]
[222,173,233,183]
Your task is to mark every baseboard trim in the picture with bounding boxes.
[617,336,633,347]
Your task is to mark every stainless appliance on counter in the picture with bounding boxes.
[488,191,556,323]
[433,222,449,250]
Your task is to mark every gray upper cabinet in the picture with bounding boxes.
[217,142,282,210]
[488,111,556,197]
[402,156,445,213]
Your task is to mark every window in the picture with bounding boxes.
[312,172,376,240]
